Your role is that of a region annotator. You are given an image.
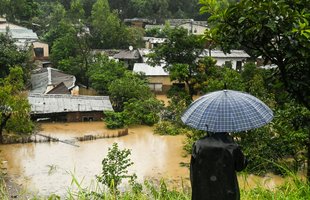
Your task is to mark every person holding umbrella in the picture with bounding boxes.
[181,90,274,200]
[190,132,247,200]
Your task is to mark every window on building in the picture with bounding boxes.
[148,83,163,92]
[236,61,242,71]
[224,61,233,69]
[34,47,44,57]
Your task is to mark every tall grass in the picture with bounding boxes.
[0,175,9,200]
[241,176,309,200]
[64,172,309,200]
[65,175,191,200]
[0,173,309,199]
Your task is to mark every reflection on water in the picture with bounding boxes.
[0,122,190,196]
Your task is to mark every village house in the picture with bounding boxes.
[113,48,142,70]
[200,49,250,71]
[30,67,78,95]
[134,48,250,93]
[28,94,113,122]
[143,37,166,49]
[0,18,49,60]
[124,18,156,28]
[133,63,171,93]
[166,19,208,35]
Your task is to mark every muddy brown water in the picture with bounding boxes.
[0,122,190,196]
[0,122,288,196]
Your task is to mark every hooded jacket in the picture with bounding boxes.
[190,133,247,200]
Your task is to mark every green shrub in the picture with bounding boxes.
[154,121,180,135]
[104,111,125,129]
[96,143,137,193]
[123,98,164,126]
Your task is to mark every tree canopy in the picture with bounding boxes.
[0,34,31,80]
[148,28,217,100]
[0,67,34,143]
[201,0,310,110]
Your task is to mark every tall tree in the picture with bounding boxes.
[148,28,210,100]
[200,0,310,180]
[88,54,127,94]
[0,34,31,80]
[201,0,310,110]
[0,67,33,143]
[90,0,127,49]
[0,0,39,23]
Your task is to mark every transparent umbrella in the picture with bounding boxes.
[181,90,273,132]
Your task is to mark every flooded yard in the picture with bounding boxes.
[0,122,190,196]
[0,122,290,197]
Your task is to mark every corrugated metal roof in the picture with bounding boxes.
[113,50,140,60]
[200,50,250,58]
[28,94,114,114]
[148,37,166,44]
[0,23,38,40]
[133,63,168,76]
[30,68,75,94]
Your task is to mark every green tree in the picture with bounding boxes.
[88,54,127,94]
[90,0,127,49]
[148,28,208,100]
[0,34,31,79]
[41,3,68,47]
[122,98,164,126]
[0,67,33,143]
[131,0,169,23]
[201,0,310,180]
[108,72,153,112]
[49,1,92,87]
[202,0,310,110]
[97,143,136,193]
[125,27,145,48]
[0,0,39,23]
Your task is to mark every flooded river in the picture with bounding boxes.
[0,122,289,196]
[0,122,190,196]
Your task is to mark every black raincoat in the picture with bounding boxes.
[190,133,247,200]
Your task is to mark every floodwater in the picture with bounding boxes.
[0,122,290,196]
[0,122,190,196]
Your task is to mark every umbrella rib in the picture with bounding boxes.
[242,95,273,130]
[203,93,224,132]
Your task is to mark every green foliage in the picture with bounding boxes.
[104,97,164,128]
[148,28,213,99]
[235,101,309,175]
[0,67,34,143]
[154,121,180,136]
[203,0,310,109]
[89,54,127,94]
[97,143,136,192]
[123,98,164,126]
[0,0,39,23]
[108,72,153,112]
[241,175,310,200]
[90,0,127,49]
[104,111,125,129]
[0,34,31,80]
[125,26,145,48]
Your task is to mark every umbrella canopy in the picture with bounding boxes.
[181,90,273,132]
